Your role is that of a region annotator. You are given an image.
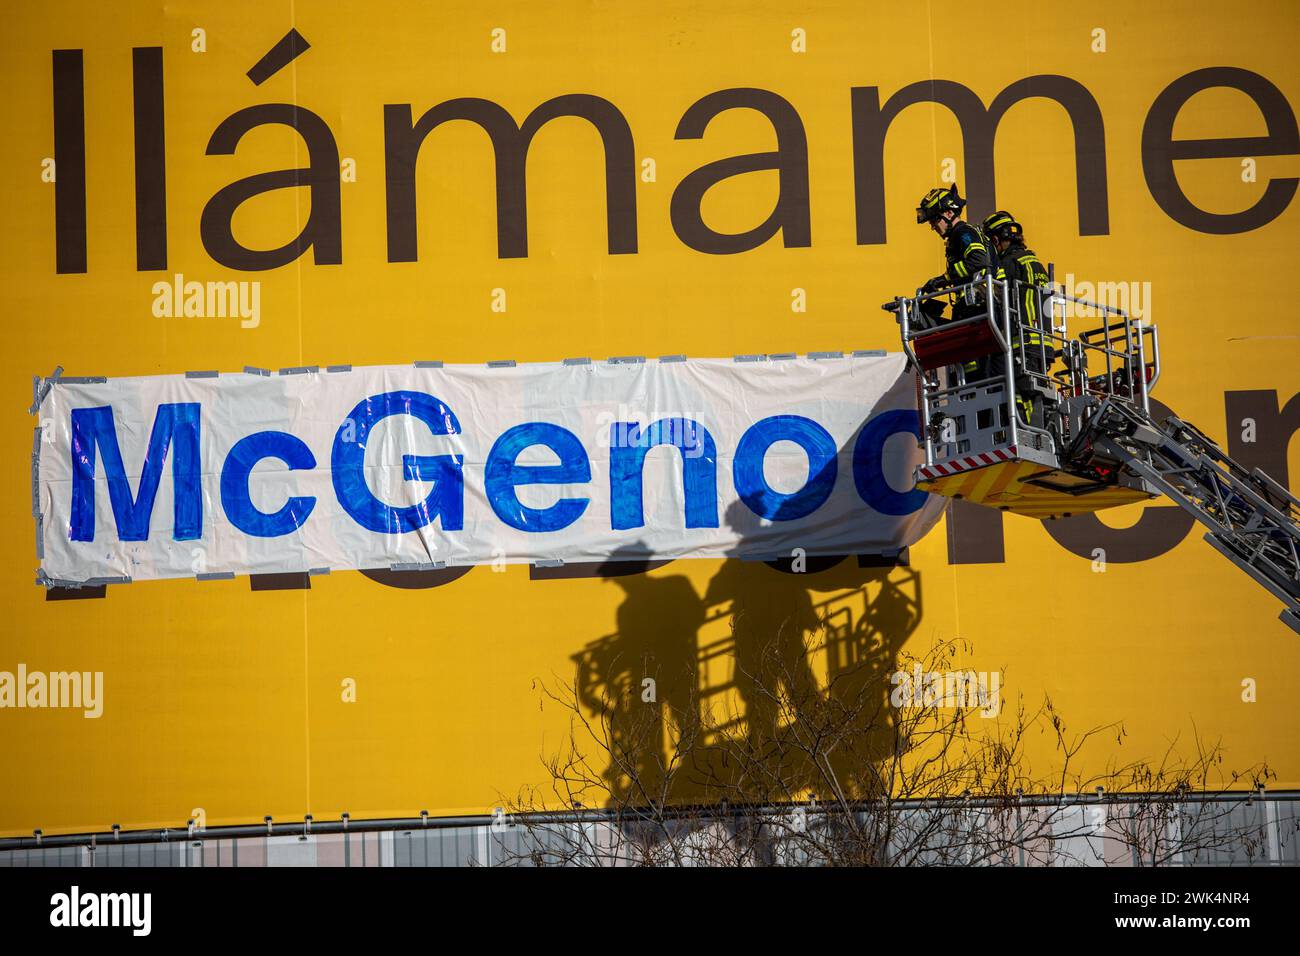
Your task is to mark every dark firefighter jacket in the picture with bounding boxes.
[942,221,991,285]
[997,242,1050,344]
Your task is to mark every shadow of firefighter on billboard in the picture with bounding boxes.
[571,502,924,820]
[575,543,705,808]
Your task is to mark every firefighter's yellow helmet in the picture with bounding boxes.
[916,184,965,224]
[981,210,1024,242]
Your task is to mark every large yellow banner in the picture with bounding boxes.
[1,0,1297,836]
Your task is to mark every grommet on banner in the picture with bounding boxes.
[487,359,515,368]
[196,571,235,581]
[413,360,443,369]
[809,351,844,360]
[658,354,687,363]
[265,815,273,835]
[733,354,766,363]
[278,365,319,375]
[607,355,644,365]
[420,810,429,827]
[304,814,313,836]
[562,357,592,366]
[28,365,63,414]
[341,812,350,830]
[184,370,219,379]
[112,824,121,841]
[243,366,271,377]
[33,829,42,845]
[326,365,352,373]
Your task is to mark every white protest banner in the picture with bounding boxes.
[33,353,943,585]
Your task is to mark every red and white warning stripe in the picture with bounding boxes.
[917,445,1017,481]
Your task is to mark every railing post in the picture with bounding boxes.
[1136,322,1150,414]
[999,275,1018,449]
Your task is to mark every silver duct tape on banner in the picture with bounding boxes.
[37,569,131,589]
[29,365,63,414]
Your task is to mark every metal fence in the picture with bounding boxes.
[3,792,1298,867]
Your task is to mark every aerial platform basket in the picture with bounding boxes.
[884,270,1300,634]
[888,271,1160,519]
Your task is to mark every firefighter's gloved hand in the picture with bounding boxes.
[920,275,946,296]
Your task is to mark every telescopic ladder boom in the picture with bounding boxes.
[1082,399,1300,635]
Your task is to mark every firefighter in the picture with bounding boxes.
[916,185,996,385]
[915,185,993,317]
[981,210,1053,424]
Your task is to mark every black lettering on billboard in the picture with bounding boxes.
[132,47,167,271]
[851,75,1109,244]
[1225,390,1300,487]
[52,49,87,274]
[384,94,638,262]
[670,88,811,254]
[1041,399,1195,562]
[200,104,342,271]
[361,566,474,590]
[1142,67,1299,234]
[946,499,1005,565]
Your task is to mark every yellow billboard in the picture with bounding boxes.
[1,0,1297,836]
